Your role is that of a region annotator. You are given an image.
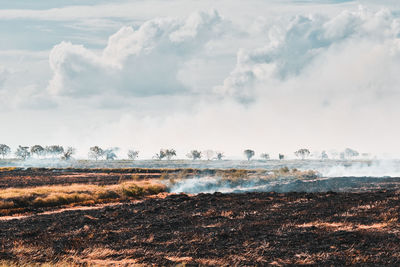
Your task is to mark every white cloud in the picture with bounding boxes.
[47,10,223,98]
[216,7,400,103]
[0,1,354,21]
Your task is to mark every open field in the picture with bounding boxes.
[1,191,400,265]
[1,167,400,265]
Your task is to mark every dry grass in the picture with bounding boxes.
[219,169,249,182]
[217,168,319,184]
[0,167,17,172]
[272,167,318,179]
[0,181,166,213]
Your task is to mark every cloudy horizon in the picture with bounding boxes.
[1,0,400,159]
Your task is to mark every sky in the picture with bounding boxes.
[1,0,400,159]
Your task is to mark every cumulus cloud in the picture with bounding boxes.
[47,9,223,98]
[216,7,400,103]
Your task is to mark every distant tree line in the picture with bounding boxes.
[0,144,363,161]
[0,144,76,161]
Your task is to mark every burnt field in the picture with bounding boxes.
[1,191,400,266]
[1,167,400,265]
[0,167,177,188]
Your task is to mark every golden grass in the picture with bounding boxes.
[0,167,17,172]
[0,181,166,212]
[297,221,391,232]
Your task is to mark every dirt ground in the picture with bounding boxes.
[1,190,400,266]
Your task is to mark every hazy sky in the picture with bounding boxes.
[1,0,400,158]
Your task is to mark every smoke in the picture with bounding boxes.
[169,159,400,194]
[169,175,400,194]
[319,160,400,177]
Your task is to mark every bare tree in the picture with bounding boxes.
[31,145,45,158]
[260,153,270,160]
[89,146,104,161]
[127,150,139,160]
[244,149,255,161]
[16,146,30,160]
[61,147,75,160]
[203,150,215,161]
[0,144,10,159]
[187,150,202,160]
[294,149,310,160]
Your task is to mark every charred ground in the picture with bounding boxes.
[0,168,400,265]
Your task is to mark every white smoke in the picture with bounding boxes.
[169,174,400,194]
[319,160,400,177]
[170,160,400,194]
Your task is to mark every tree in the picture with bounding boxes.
[103,147,119,161]
[279,154,285,160]
[89,146,104,161]
[15,146,30,160]
[127,150,139,160]
[106,151,117,160]
[244,149,255,161]
[153,149,176,160]
[294,149,310,160]
[153,149,167,160]
[260,153,270,160]
[46,145,64,158]
[61,147,75,160]
[187,150,202,160]
[216,152,224,160]
[203,150,215,161]
[165,149,176,160]
[0,144,10,159]
[30,145,45,158]
[344,148,359,159]
[105,148,118,160]
[321,151,328,160]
